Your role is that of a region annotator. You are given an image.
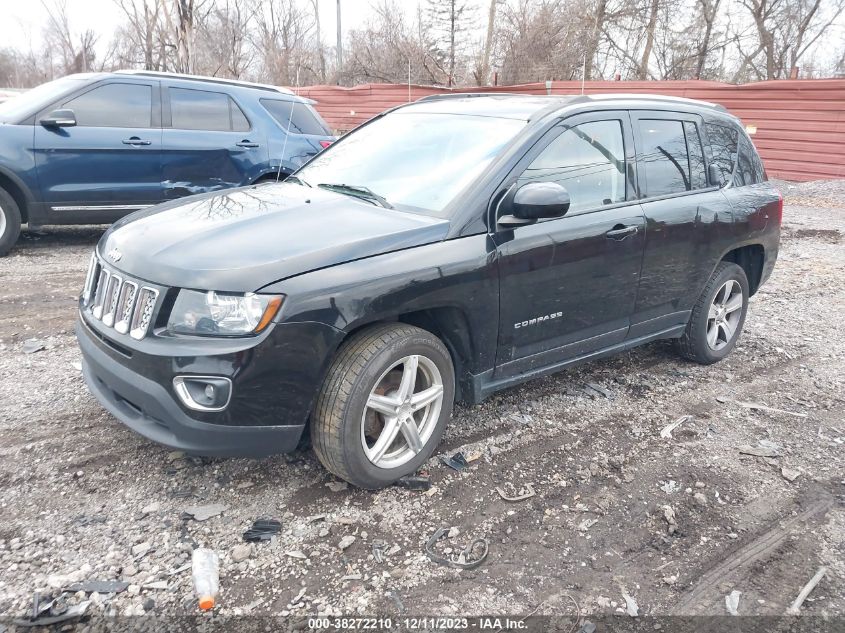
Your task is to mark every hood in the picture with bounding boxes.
[100,183,450,291]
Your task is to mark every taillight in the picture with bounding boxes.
[319,140,333,149]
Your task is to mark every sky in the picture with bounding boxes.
[0,0,419,58]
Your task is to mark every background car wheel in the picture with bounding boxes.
[675,261,749,365]
[0,188,22,257]
[311,323,455,489]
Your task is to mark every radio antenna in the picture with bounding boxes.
[276,65,301,182]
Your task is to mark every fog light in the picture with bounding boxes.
[173,376,232,412]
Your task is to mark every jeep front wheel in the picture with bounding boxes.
[311,324,455,489]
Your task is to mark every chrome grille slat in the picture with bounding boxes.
[83,254,159,340]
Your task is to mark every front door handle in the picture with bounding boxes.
[122,137,151,146]
[236,140,259,148]
[605,224,639,240]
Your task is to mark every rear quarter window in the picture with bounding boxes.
[734,133,765,186]
[261,99,328,135]
[705,122,738,184]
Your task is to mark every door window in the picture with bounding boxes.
[706,122,738,184]
[261,99,328,135]
[169,88,249,132]
[518,119,626,214]
[62,83,152,128]
[639,119,707,197]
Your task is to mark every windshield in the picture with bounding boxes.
[0,76,89,122]
[295,112,526,215]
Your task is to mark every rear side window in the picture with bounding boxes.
[261,99,328,135]
[519,119,626,214]
[170,88,250,132]
[62,83,152,128]
[706,123,738,184]
[637,119,708,197]
[734,134,765,186]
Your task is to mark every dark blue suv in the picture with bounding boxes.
[0,70,334,255]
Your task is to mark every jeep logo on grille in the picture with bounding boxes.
[107,247,122,262]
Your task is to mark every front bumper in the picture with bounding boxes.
[76,317,341,457]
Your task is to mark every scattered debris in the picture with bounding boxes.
[372,539,386,563]
[786,567,827,615]
[693,492,708,507]
[143,580,168,590]
[735,401,808,418]
[495,483,536,502]
[286,550,307,560]
[662,505,678,535]
[231,544,252,563]
[325,480,348,492]
[622,592,639,616]
[21,339,45,354]
[660,415,692,439]
[395,475,432,491]
[725,590,741,616]
[660,480,680,494]
[738,440,782,458]
[65,580,129,594]
[182,504,226,522]
[577,622,597,633]
[577,518,598,532]
[425,527,489,570]
[15,596,91,628]
[243,518,282,542]
[584,383,611,399]
[440,452,469,471]
[338,535,356,551]
[781,467,801,482]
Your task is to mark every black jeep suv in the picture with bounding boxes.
[76,94,780,488]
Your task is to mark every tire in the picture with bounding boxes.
[675,261,749,364]
[311,323,455,489]
[0,188,22,257]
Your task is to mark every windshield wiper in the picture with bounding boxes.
[286,175,312,187]
[317,183,393,209]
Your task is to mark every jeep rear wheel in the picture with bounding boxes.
[0,188,22,257]
[311,324,455,489]
[675,261,749,364]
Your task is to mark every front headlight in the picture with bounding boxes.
[167,290,283,336]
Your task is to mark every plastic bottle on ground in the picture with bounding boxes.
[191,548,220,611]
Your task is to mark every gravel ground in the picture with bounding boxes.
[0,181,843,625]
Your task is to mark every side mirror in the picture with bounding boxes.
[40,109,77,128]
[499,182,571,227]
[708,164,725,187]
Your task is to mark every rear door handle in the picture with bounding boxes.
[236,140,259,148]
[605,224,639,240]
[122,137,151,146]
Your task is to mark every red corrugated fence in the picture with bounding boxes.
[297,79,845,182]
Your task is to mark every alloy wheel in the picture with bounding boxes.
[361,354,444,469]
[707,279,743,351]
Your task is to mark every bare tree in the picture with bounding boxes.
[42,0,99,76]
[426,0,474,86]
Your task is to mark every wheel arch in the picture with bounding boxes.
[0,167,33,224]
[720,244,765,295]
[336,307,476,404]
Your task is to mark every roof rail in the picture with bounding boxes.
[113,70,296,96]
[584,93,727,111]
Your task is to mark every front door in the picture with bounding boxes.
[34,80,162,223]
[161,86,268,200]
[494,111,646,380]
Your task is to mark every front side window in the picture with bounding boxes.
[705,122,738,184]
[261,99,328,135]
[62,83,152,128]
[295,112,525,214]
[169,88,248,132]
[518,120,626,214]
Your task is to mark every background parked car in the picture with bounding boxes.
[0,70,334,256]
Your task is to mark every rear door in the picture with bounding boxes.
[161,86,268,200]
[33,79,162,222]
[629,111,735,337]
[493,111,646,379]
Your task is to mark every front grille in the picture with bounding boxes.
[83,254,160,340]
